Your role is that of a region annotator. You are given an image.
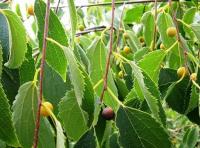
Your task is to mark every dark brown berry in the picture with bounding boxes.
[102,107,115,120]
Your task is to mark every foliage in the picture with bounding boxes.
[0,0,200,148]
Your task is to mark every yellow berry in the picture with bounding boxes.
[166,27,177,37]
[119,28,124,32]
[177,67,187,78]
[123,46,131,54]
[40,102,53,117]
[160,43,165,49]
[27,5,34,16]
[123,32,129,39]
[118,71,124,78]
[78,25,85,31]
[190,73,197,81]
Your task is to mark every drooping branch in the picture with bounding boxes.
[33,0,51,148]
[99,0,115,103]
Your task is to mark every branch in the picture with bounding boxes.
[33,0,51,147]
[76,25,107,36]
[99,0,115,103]
[169,0,188,68]
[51,0,179,9]
[55,0,61,14]
[151,0,157,51]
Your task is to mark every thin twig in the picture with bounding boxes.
[169,0,188,68]
[76,25,107,36]
[99,0,115,102]
[151,0,157,51]
[33,0,51,148]
[51,0,178,9]
[55,0,61,14]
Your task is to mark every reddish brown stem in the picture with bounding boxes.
[100,0,115,102]
[151,0,157,51]
[169,0,188,68]
[33,0,51,148]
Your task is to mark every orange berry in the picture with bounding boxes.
[190,73,197,81]
[123,32,129,39]
[123,46,131,54]
[40,102,53,117]
[27,5,34,16]
[177,67,187,78]
[166,27,177,37]
[160,43,165,49]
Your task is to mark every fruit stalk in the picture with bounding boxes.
[100,0,115,102]
[33,0,51,148]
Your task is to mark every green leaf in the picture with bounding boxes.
[109,132,120,148]
[130,62,162,122]
[87,38,119,111]
[63,46,85,105]
[19,44,35,84]
[12,82,37,148]
[185,85,198,114]
[43,63,68,114]
[157,12,181,68]
[191,24,200,42]
[1,10,27,68]
[55,119,65,148]
[133,47,149,62]
[141,12,155,47]
[1,68,20,103]
[139,50,166,83]
[0,84,20,147]
[0,13,9,61]
[124,5,145,24]
[126,30,142,52]
[38,118,56,148]
[0,46,2,78]
[0,140,6,148]
[164,77,191,114]
[12,81,55,148]
[74,128,97,148]
[158,68,178,97]
[67,0,77,47]
[58,90,88,141]
[116,106,171,148]
[35,0,68,80]
[183,7,196,41]
[180,126,199,148]
[80,66,95,125]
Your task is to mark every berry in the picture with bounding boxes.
[119,28,124,32]
[27,5,34,16]
[177,67,187,78]
[190,73,197,81]
[139,36,145,43]
[102,107,115,120]
[160,43,165,49]
[166,27,177,37]
[123,32,129,39]
[123,46,131,54]
[78,25,85,31]
[118,71,124,78]
[40,102,53,117]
